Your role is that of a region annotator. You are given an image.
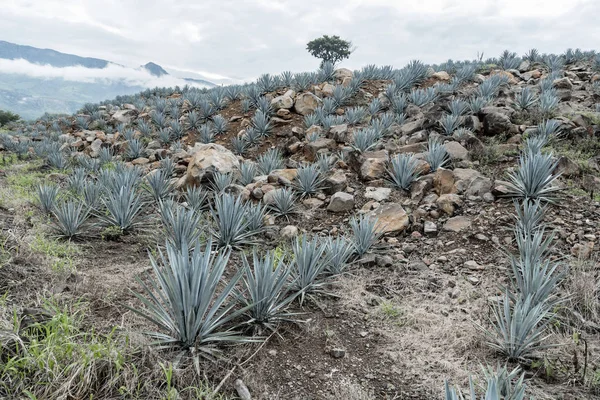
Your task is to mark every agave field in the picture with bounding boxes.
[0,49,600,399]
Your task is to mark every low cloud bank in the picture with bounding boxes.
[0,58,211,88]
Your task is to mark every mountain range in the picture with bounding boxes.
[0,41,216,120]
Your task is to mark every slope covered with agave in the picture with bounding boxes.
[0,48,599,399]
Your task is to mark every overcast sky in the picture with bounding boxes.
[2,0,600,84]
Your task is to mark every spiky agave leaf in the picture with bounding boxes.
[324,236,356,275]
[239,162,258,186]
[506,150,561,202]
[211,193,256,249]
[241,250,298,329]
[439,113,462,135]
[482,291,555,361]
[513,87,538,111]
[129,239,252,356]
[36,184,60,214]
[210,172,234,193]
[245,202,267,232]
[268,187,298,220]
[386,153,420,190]
[513,199,546,236]
[184,185,209,212]
[82,180,103,209]
[145,169,174,203]
[52,200,90,239]
[291,234,331,304]
[257,148,284,175]
[97,187,146,232]
[481,363,527,400]
[159,200,203,250]
[349,214,383,257]
[426,137,450,171]
[294,163,324,197]
[352,128,381,153]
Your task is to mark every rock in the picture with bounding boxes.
[180,143,239,188]
[397,142,427,154]
[557,156,581,177]
[131,157,150,165]
[521,69,541,80]
[368,203,410,234]
[432,71,450,81]
[436,193,463,215]
[234,379,252,400]
[270,169,298,182]
[401,119,425,135]
[571,242,594,260]
[294,92,321,115]
[324,170,347,194]
[553,77,573,90]
[433,168,455,195]
[321,83,335,97]
[492,180,512,197]
[330,348,346,359]
[424,221,437,235]
[304,138,336,162]
[328,192,355,212]
[444,142,469,161]
[271,90,295,109]
[263,188,284,205]
[411,178,433,202]
[329,124,349,143]
[303,198,325,208]
[364,187,391,202]
[89,139,103,157]
[355,150,389,181]
[443,216,472,232]
[483,112,514,136]
[111,109,135,124]
[276,108,292,120]
[464,260,483,271]
[334,68,353,81]
[281,225,299,239]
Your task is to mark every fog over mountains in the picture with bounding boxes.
[0,41,218,119]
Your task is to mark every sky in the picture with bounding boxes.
[1,0,600,85]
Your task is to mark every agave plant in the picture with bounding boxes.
[240,250,297,330]
[245,202,267,233]
[211,193,256,249]
[257,148,284,175]
[324,236,356,275]
[82,180,103,209]
[252,110,272,136]
[426,137,450,171]
[513,199,546,236]
[513,87,538,111]
[159,200,203,250]
[145,169,174,202]
[239,162,258,186]
[130,239,250,357]
[352,128,381,152]
[198,124,215,144]
[439,114,462,135]
[345,106,367,125]
[316,153,336,175]
[125,139,146,160]
[468,96,489,114]
[98,164,143,194]
[97,187,146,233]
[210,172,234,193]
[368,98,382,116]
[47,149,69,170]
[349,214,383,257]
[510,230,565,310]
[36,184,60,214]
[231,136,249,156]
[538,92,558,116]
[506,150,561,202]
[211,114,228,135]
[386,153,420,190]
[52,200,91,239]
[268,187,298,219]
[408,87,437,107]
[184,186,209,212]
[294,164,324,197]
[291,234,330,304]
[483,291,555,361]
[481,364,527,400]
[447,99,469,116]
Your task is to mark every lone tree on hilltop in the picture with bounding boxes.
[0,109,19,127]
[306,35,353,67]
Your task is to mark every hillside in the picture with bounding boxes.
[0,49,600,399]
[0,41,216,119]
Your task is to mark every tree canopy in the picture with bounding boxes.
[306,35,353,67]
[0,109,20,127]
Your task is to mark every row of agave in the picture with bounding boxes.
[442,121,565,399]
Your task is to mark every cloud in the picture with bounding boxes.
[0,0,599,82]
[0,58,211,89]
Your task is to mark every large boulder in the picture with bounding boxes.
[179,143,239,188]
[327,192,355,212]
[294,92,321,115]
[483,112,514,136]
[111,109,136,125]
[368,203,410,234]
[271,90,295,109]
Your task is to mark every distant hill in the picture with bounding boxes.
[0,41,216,119]
[0,40,109,69]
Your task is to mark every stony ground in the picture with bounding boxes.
[1,56,600,399]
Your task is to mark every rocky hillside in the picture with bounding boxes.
[0,50,600,399]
